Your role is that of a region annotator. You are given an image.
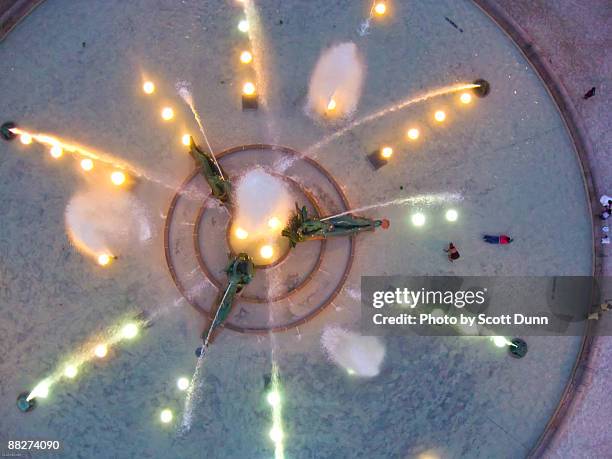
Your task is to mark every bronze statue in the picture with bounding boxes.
[282,204,389,247]
[196,253,255,357]
[188,136,231,203]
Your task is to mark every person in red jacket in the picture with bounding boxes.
[444,242,460,261]
[483,234,513,244]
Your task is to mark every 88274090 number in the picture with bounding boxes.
[6,440,62,451]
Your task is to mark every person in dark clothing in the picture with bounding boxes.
[444,242,460,261]
[583,87,596,99]
[483,234,513,244]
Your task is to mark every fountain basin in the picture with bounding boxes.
[165,144,353,333]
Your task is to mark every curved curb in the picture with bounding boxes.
[471,2,601,458]
[0,0,45,41]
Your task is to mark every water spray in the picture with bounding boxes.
[305,82,482,156]
[179,283,235,434]
[5,125,133,173]
[326,91,337,112]
[178,352,205,435]
[358,1,386,36]
[195,283,234,359]
[490,336,527,358]
[1,122,195,196]
[176,82,225,180]
[17,318,147,412]
[320,193,463,221]
[268,362,285,459]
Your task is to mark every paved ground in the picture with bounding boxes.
[484,1,612,457]
[0,0,604,457]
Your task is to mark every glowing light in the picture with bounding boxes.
[381,147,393,158]
[7,128,146,180]
[30,380,50,399]
[80,158,94,171]
[407,128,420,140]
[161,107,174,121]
[260,245,274,259]
[243,82,256,96]
[374,2,386,15]
[445,209,458,222]
[492,336,509,348]
[160,409,173,423]
[418,451,442,459]
[269,363,285,458]
[238,19,249,33]
[327,98,337,111]
[181,134,191,146]
[97,253,111,266]
[64,365,78,379]
[94,344,108,358]
[177,377,189,391]
[20,133,32,145]
[434,110,446,122]
[306,83,481,155]
[121,323,139,339]
[240,51,253,64]
[411,212,426,227]
[268,217,281,230]
[347,368,356,375]
[50,145,63,158]
[269,426,284,443]
[235,227,249,240]
[460,93,472,104]
[110,171,126,186]
[266,390,281,407]
[143,81,155,94]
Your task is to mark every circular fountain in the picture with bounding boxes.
[226,167,296,267]
[0,0,596,455]
[165,144,354,333]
